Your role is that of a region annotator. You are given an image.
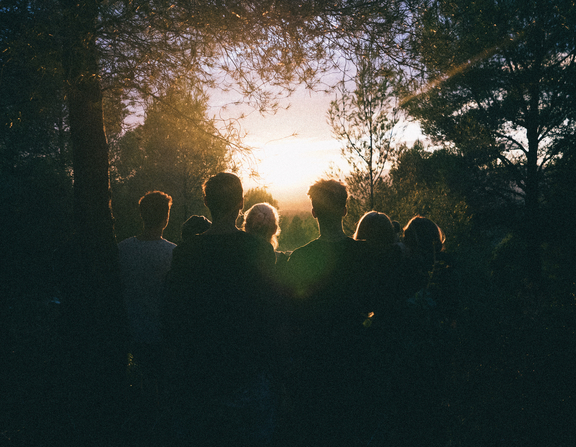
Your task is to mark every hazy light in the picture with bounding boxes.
[216,83,424,209]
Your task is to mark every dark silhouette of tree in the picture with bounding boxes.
[403,0,576,288]
[382,141,473,248]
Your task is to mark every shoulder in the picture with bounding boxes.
[287,240,320,268]
[275,250,290,263]
[343,236,366,250]
[172,236,202,256]
[117,237,138,258]
[337,237,370,266]
[208,230,272,255]
[330,237,367,258]
[159,238,177,251]
[118,236,136,248]
[289,238,321,258]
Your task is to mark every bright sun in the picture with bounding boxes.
[220,84,423,211]
[241,137,346,211]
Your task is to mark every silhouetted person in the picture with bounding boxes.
[243,202,295,430]
[404,216,446,287]
[391,216,456,447]
[118,191,176,381]
[163,173,279,446]
[353,212,414,444]
[243,202,289,266]
[353,211,404,308]
[285,179,375,446]
[181,214,211,241]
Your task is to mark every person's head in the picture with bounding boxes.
[243,202,281,249]
[139,191,172,230]
[181,215,212,241]
[353,211,396,246]
[203,172,243,221]
[403,216,445,255]
[307,179,348,221]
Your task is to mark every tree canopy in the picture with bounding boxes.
[403,0,576,281]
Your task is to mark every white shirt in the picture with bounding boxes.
[118,237,176,344]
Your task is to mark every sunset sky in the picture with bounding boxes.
[235,86,346,211]
[221,84,423,212]
[213,82,419,210]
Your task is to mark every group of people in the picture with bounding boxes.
[118,172,454,447]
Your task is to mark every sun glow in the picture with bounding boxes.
[218,83,423,211]
[242,137,346,211]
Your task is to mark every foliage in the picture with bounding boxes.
[0,1,74,298]
[111,83,228,243]
[0,0,70,173]
[0,158,74,301]
[328,47,405,211]
[243,187,279,212]
[403,0,576,279]
[1,0,410,249]
[278,213,319,252]
[364,141,474,251]
[2,2,576,445]
[540,145,576,304]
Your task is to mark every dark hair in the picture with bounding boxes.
[354,211,395,245]
[139,191,172,228]
[203,173,243,217]
[182,215,212,241]
[308,179,348,218]
[403,216,445,254]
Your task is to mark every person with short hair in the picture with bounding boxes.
[118,190,176,379]
[163,173,278,446]
[287,179,369,298]
[285,179,375,446]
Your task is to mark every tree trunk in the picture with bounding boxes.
[60,0,128,442]
[523,86,543,296]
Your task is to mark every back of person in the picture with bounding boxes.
[118,191,176,381]
[242,202,291,289]
[164,231,276,393]
[119,237,175,345]
[161,173,279,447]
[353,211,405,315]
[283,180,377,446]
[389,216,456,447]
[288,237,370,326]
